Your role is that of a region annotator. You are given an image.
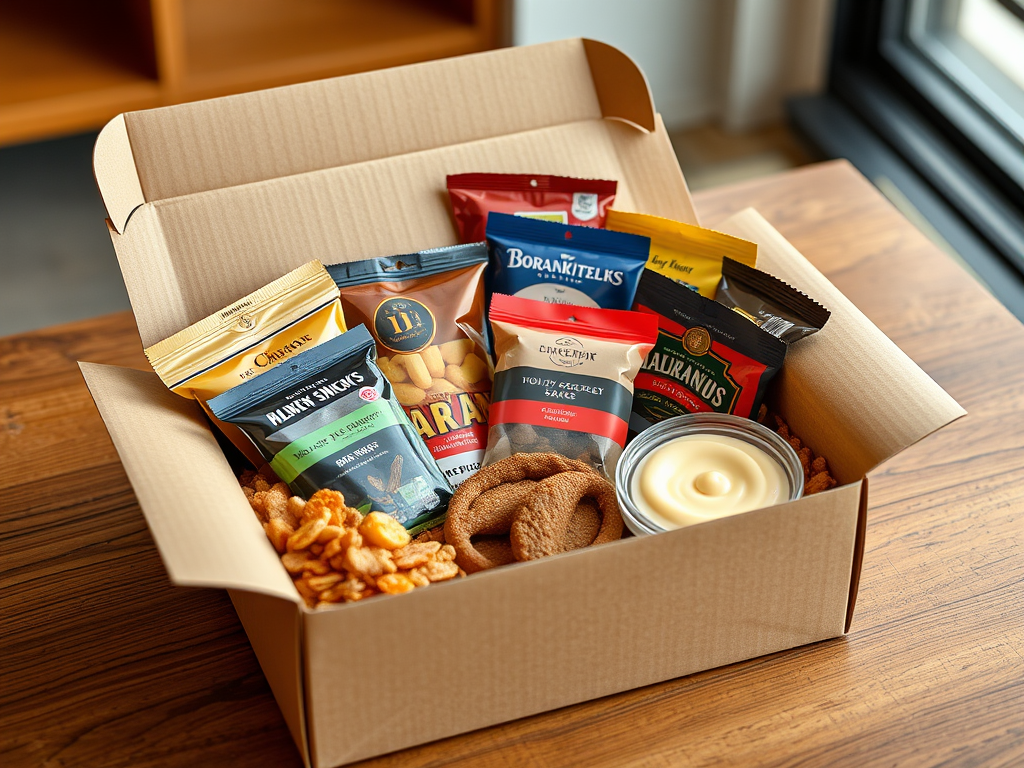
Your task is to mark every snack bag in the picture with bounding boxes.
[630,270,787,434]
[447,173,617,243]
[606,210,757,297]
[715,257,831,343]
[328,244,491,488]
[485,294,658,478]
[486,212,649,310]
[144,260,347,465]
[209,325,452,534]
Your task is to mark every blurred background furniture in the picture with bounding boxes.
[0,0,502,147]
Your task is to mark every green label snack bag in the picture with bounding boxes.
[209,325,452,533]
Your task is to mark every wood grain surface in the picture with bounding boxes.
[1,161,1021,767]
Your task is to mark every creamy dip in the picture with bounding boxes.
[629,433,789,529]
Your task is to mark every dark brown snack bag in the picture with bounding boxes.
[328,244,491,488]
[715,257,830,343]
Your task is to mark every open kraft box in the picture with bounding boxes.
[81,39,965,768]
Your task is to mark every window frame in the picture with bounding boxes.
[789,0,1024,318]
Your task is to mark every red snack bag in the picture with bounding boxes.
[447,173,617,243]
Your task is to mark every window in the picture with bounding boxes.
[789,0,1024,318]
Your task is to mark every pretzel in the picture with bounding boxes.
[444,453,621,572]
[511,471,622,561]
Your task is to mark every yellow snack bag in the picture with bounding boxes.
[606,209,757,297]
[144,260,347,464]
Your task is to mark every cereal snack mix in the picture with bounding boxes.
[485,212,650,310]
[144,260,347,464]
[328,244,491,487]
[210,325,451,534]
[240,476,463,607]
[485,294,658,478]
[447,172,617,243]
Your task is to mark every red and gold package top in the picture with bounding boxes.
[447,173,617,243]
[328,244,491,488]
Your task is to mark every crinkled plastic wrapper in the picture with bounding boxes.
[447,172,616,243]
[144,260,347,465]
[485,294,658,479]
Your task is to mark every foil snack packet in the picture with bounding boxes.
[209,325,452,533]
[606,210,757,297]
[486,212,649,310]
[630,270,787,434]
[715,257,831,343]
[447,172,617,243]
[485,294,658,478]
[328,244,491,488]
[144,260,348,465]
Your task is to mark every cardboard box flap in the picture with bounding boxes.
[716,209,965,480]
[80,362,302,604]
[111,116,693,348]
[94,38,655,234]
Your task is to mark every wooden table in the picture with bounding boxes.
[2,161,1021,767]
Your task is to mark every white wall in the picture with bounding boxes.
[513,0,726,130]
[512,0,833,133]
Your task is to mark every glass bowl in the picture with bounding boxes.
[615,413,805,537]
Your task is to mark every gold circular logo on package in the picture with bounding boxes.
[683,327,711,356]
[373,297,436,353]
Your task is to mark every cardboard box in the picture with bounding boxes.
[81,40,965,767]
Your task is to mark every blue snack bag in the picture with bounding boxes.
[485,211,650,310]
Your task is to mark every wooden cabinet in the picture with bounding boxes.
[0,0,501,147]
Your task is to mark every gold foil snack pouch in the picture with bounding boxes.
[144,260,347,464]
[606,209,758,297]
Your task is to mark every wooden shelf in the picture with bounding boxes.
[0,2,160,145]
[0,0,500,147]
[178,0,488,98]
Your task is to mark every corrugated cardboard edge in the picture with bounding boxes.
[79,362,301,602]
[581,39,655,132]
[845,477,870,633]
[94,38,655,235]
[718,208,967,480]
[229,590,311,768]
[93,114,145,234]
